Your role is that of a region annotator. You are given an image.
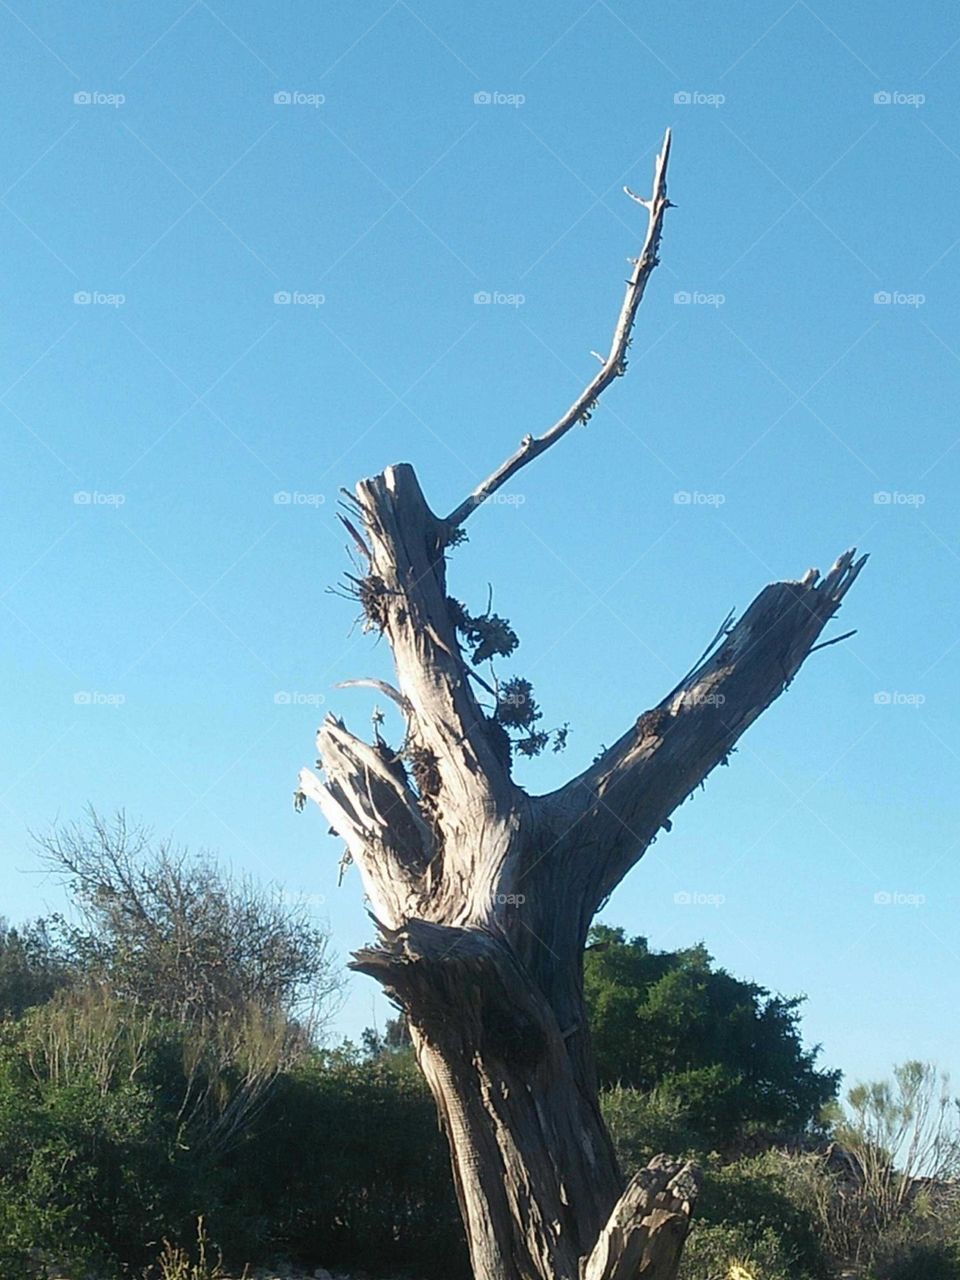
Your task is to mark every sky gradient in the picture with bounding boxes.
[2,0,959,1090]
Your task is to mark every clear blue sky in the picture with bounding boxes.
[2,0,958,1092]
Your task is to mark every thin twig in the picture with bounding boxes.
[444,128,673,529]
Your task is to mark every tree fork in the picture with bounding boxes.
[299,129,864,1280]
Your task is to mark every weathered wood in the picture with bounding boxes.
[298,132,865,1280]
[581,1157,701,1280]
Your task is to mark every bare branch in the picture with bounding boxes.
[547,548,868,908]
[300,715,435,927]
[334,677,413,716]
[445,128,672,529]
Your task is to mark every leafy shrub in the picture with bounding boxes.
[693,1151,830,1278]
[229,1045,469,1279]
[0,1039,180,1276]
[868,1235,960,1280]
[601,1084,703,1171]
[585,927,838,1147]
[678,1221,796,1280]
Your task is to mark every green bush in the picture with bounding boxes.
[0,1044,182,1276]
[694,1151,830,1278]
[0,995,467,1279]
[868,1238,960,1280]
[230,1045,468,1279]
[678,1221,796,1280]
[585,927,838,1147]
[601,1083,703,1172]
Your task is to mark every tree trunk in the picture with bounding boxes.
[296,135,865,1280]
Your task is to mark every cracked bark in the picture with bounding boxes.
[297,132,865,1280]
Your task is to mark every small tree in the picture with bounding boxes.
[833,1062,960,1249]
[584,927,839,1146]
[35,809,342,1034]
[0,918,73,1019]
[297,131,865,1280]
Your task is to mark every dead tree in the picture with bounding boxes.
[296,130,865,1280]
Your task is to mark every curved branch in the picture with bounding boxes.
[334,677,413,716]
[445,128,672,529]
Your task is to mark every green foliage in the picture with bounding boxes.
[0,1028,182,1276]
[694,1152,830,1278]
[0,917,74,1019]
[678,1221,796,1280]
[223,1044,468,1278]
[584,926,839,1146]
[154,1218,229,1280]
[868,1236,960,1280]
[601,1084,702,1172]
